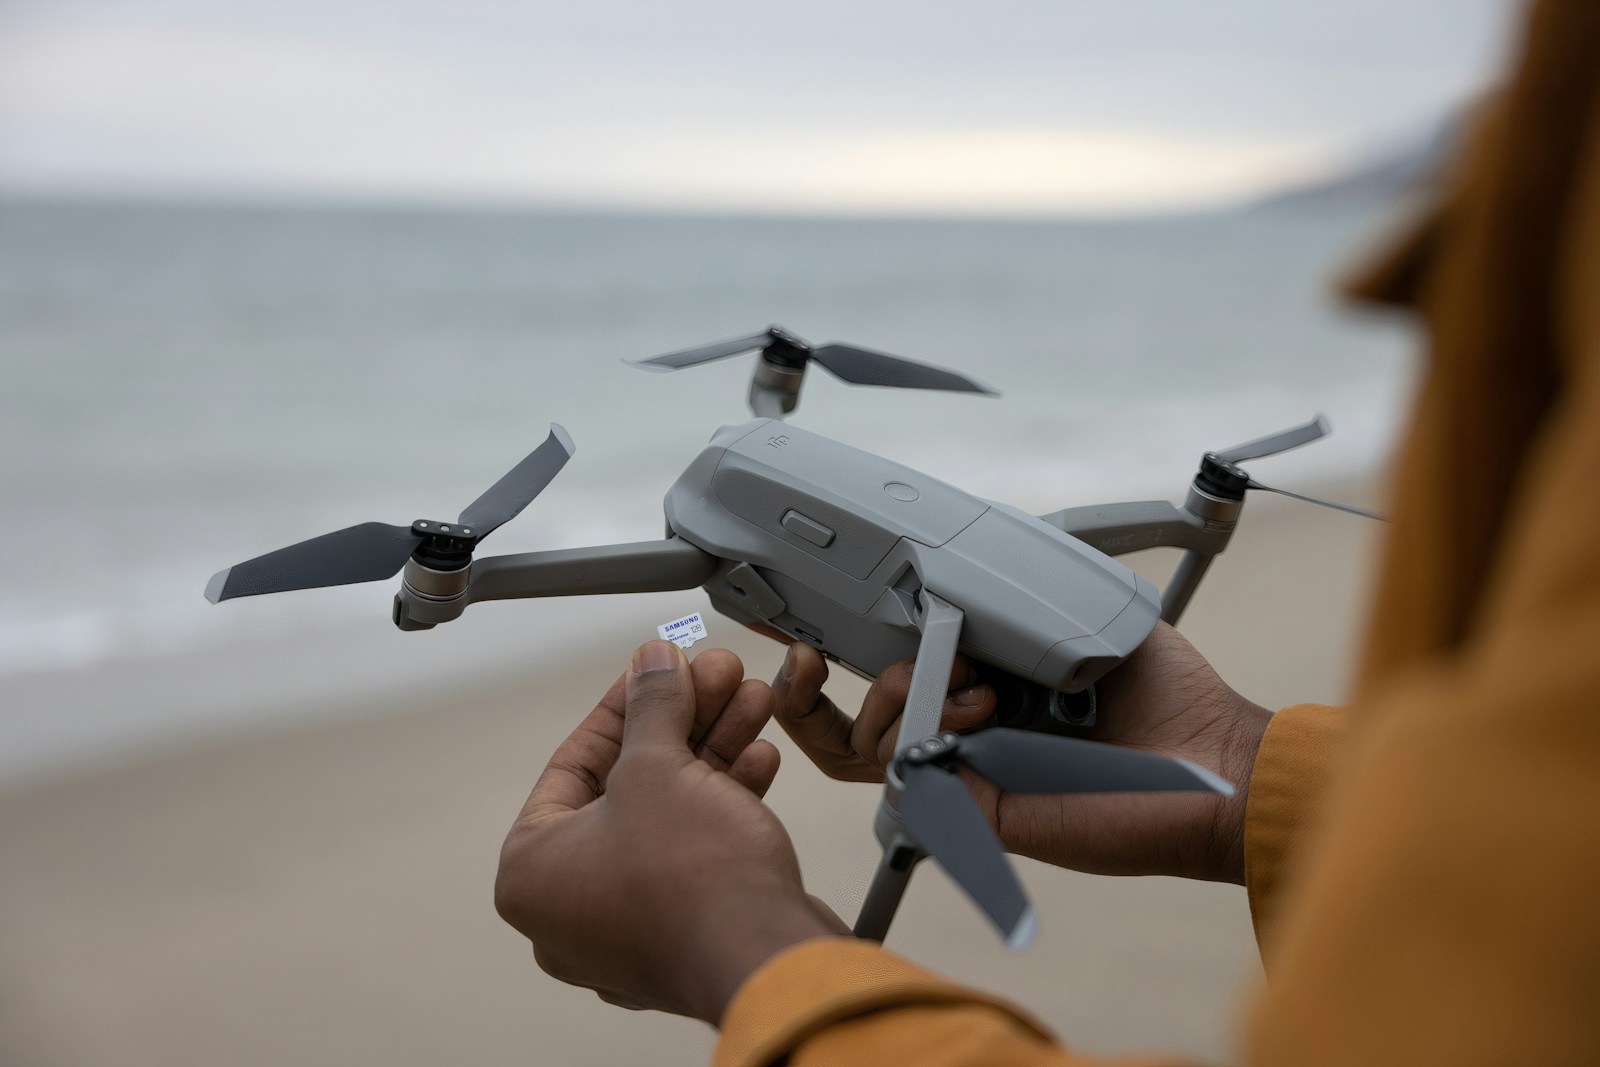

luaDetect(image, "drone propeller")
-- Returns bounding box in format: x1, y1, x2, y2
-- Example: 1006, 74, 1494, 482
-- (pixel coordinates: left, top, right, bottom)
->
631, 325, 996, 396
1213, 414, 1331, 464
892, 730, 1232, 946
1243, 480, 1385, 520
205, 425, 575, 603
1202, 415, 1385, 521
631, 331, 775, 371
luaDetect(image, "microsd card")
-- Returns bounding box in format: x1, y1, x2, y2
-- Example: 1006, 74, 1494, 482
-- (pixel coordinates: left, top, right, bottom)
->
657, 611, 707, 649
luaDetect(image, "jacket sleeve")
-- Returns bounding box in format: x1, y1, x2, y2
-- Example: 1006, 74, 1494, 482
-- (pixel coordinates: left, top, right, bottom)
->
715, 938, 1185, 1067
1241, 704, 1346, 952
1246, 114, 1600, 1066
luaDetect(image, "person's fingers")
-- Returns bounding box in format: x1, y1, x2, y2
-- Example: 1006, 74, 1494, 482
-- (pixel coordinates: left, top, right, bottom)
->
771, 642, 881, 783
521, 671, 629, 820
687, 648, 746, 747
695, 678, 774, 771
622, 640, 697, 749
851, 657, 993, 767
726, 739, 781, 797
596, 989, 648, 1012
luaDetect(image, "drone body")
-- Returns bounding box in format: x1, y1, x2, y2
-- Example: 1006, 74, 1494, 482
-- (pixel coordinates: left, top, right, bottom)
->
209, 326, 1371, 948
666, 419, 1160, 697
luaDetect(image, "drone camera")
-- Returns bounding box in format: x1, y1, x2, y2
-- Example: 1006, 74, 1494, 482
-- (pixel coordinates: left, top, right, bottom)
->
988, 671, 1099, 732
1047, 687, 1097, 728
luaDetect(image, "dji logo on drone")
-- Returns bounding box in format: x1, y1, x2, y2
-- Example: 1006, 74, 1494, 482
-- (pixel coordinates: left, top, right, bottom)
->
767, 435, 790, 449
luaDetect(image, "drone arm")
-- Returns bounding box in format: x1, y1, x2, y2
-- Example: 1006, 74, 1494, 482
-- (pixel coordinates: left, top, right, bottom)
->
1039, 499, 1214, 555
463, 539, 717, 603
395, 539, 718, 629
1041, 488, 1243, 626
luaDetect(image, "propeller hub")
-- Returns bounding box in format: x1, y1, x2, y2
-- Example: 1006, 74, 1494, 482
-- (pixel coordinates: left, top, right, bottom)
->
1196, 453, 1249, 500
410, 518, 481, 571
411, 518, 480, 540
761, 325, 812, 368
902, 732, 963, 767
203, 423, 573, 606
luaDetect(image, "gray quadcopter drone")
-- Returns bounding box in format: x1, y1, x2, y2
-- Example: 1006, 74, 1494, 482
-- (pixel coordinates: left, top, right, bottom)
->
206, 325, 1376, 947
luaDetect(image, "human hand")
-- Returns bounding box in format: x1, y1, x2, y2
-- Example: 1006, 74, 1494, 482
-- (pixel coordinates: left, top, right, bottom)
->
770, 623, 1270, 884
495, 641, 846, 1025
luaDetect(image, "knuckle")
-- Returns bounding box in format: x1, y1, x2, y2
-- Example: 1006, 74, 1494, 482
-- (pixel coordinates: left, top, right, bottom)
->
784, 693, 824, 723
698, 739, 737, 767
627, 674, 678, 706
872, 662, 914, 702
551, 757, 606, 800
851, 726, 883, 767
531, 944, 569, 982
494, 867, 530, 926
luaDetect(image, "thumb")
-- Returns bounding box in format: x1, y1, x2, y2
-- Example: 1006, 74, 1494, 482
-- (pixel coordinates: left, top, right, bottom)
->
622, 640, 696, 749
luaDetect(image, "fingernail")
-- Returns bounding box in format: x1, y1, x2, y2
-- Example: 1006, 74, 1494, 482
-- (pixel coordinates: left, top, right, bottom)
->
778, 644, 796, 685
951, 684, 990, 708
633, 640, 679, 675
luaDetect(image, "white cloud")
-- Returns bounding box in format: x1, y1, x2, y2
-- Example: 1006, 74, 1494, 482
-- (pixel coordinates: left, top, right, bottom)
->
723, 129, 1333, 214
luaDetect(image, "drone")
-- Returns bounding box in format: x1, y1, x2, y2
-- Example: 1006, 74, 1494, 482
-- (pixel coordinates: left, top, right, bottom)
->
206, 325, 1378, 947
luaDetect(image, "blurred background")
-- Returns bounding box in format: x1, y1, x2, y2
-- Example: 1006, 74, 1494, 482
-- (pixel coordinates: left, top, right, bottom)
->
0, 2, 1516, 1064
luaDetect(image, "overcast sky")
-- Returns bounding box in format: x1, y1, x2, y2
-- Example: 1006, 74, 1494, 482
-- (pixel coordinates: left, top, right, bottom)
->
0, 0, 1519, 215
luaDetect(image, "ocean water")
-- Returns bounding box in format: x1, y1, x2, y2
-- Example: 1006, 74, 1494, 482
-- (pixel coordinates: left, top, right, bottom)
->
0, 195, 1417, 775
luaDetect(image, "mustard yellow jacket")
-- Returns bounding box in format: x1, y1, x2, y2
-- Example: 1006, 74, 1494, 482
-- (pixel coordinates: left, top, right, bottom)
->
715, 2, 1600, 1063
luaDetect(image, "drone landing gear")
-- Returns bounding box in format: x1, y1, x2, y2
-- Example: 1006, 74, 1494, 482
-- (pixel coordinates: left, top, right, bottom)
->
854, 835, 924, 943
852, 592, 1233, 947
855, 592, 965, 941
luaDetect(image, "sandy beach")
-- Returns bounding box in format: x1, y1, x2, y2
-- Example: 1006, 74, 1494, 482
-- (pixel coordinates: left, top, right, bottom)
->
0, 488, 1383, 1066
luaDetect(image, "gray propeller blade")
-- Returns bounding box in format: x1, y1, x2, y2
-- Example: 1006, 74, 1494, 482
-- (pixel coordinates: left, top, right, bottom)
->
899, 762, 1036, 947
205, 522, 422, 603
629, 331, 774, 372
208, 426, 575, 605
809, 344, 997, 395
1214, 415, 1330, 464
457, 424, 575, 536
1247, 479, 1387, 521
957, 729, 1234, 796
